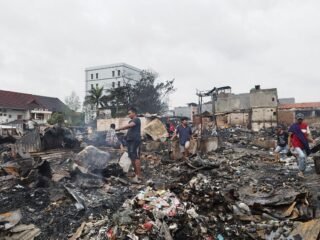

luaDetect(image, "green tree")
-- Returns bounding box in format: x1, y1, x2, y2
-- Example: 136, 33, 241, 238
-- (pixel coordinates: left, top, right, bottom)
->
69, 112, 85, 126
131, 70, 175, 114
105, 86, 131, 117
103, 70, 175, 116
84, 86, 107, 118
47, 112, 65, 125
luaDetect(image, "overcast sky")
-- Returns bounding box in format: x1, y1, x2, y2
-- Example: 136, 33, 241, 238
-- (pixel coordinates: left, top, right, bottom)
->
1, 0, 320, 109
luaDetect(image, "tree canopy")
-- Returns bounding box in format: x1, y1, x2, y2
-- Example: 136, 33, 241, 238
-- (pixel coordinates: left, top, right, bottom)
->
83, 71, 175, 118
104, 70, 175, 117
64, 91, 81, 112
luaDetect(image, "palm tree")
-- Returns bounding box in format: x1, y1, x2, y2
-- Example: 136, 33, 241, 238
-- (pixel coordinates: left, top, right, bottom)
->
84, 86, 106, 119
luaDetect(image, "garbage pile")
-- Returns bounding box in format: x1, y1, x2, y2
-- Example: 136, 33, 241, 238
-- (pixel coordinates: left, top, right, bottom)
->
0, 145, 137, 240
41, 126, 80, 150
84, 146, 320, 240
102, 187, 188, 239
1, 127, 320, 239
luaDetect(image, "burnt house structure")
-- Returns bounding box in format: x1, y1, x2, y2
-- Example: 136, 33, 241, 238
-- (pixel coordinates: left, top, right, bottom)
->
278, 102, 320, 127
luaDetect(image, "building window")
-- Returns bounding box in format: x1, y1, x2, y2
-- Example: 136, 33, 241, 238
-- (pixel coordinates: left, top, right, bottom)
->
0, 114, 2, 116
96, 83, 98, 88
112, 71, 115, 77
272, 97, 275, 101
118, 70, 121, 76
8, 115, 11, 118
4, 114, 7, 116
17, 115, 22, 120
91, 84, 94, 89
96, 73, 98, 79
91, 74, 93, 80
112, 82, 115, 88
118, 81, 120, 87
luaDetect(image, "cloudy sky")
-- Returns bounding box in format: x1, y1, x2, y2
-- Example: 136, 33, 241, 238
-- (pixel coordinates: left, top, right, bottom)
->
1, 0, 320, 109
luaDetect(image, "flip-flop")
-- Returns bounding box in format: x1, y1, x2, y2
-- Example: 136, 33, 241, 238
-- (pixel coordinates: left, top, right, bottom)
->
131, 178, 142, 184
127, 172, 135, 177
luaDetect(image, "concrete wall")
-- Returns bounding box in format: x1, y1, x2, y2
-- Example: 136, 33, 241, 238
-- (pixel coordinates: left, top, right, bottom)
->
215, 93, 250, 113
228, 112, 249, 127
250, 89, 278, 108
193, 116, 214, 130
202, 88, 279, 131
278, 108, 320, 126
97, 117, 148, 134
174, 106, 198, 120
278, 110, 294, 127
202, 102, 213, 113
279, 98, 295, 104
251, 107, 277, 131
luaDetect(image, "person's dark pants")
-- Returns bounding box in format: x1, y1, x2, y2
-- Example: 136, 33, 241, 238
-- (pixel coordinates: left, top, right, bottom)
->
127, 140, 142, 178
127, 140, 141, 161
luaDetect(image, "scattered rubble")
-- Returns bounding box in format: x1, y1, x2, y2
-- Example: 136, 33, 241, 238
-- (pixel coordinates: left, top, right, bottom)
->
41, 126, 80, 150
0, 126, 320, 239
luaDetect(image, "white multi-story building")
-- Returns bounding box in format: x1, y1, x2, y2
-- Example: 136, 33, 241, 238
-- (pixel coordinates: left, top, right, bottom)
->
84, 63, 142, 122
85, 63, 142, 96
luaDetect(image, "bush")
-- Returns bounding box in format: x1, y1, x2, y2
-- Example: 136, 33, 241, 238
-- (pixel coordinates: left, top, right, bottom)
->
47, 112, 65, 125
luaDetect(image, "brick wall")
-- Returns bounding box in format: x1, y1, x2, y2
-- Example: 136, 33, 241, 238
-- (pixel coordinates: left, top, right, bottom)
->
278, 110, 294, 127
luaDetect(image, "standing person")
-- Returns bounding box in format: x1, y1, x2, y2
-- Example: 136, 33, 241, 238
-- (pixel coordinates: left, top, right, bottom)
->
274, 125, 289, 162
166, 118, 176, 137
22, 119, 27, 135
288, 113, 315, 178
105, 124, 121, 148
27, 117, 36, 132
116, 107, 142, 183
171, 117, 193, 159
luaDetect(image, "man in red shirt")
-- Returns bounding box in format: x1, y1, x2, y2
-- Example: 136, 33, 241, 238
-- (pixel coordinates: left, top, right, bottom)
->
288, 113, 315, 178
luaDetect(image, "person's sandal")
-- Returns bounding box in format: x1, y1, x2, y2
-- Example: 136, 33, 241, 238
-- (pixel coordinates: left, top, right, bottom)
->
131, 176, 141, 184
127, 172, 135, 177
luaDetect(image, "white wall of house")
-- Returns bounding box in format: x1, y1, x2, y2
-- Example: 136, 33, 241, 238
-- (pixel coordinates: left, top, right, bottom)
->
31, 110, 52, 124
0, 109, 26, 124
0, 108, 55, 125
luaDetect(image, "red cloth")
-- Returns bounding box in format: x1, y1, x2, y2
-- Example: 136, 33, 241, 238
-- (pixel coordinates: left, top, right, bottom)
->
169, 123, 175, 132
291, 123, 308, 148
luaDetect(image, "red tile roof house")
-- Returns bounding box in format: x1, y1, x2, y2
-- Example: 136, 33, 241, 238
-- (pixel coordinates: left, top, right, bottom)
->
278, 102, 320, 126
0, 89, 68, 125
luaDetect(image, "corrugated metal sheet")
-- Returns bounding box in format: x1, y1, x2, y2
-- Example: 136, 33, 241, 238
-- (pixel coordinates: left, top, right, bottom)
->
13, 129, 41, 153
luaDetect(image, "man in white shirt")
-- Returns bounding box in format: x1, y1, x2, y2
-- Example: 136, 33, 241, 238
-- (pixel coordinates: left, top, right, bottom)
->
106, 124, 120, 148
27, 117, 36, 131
